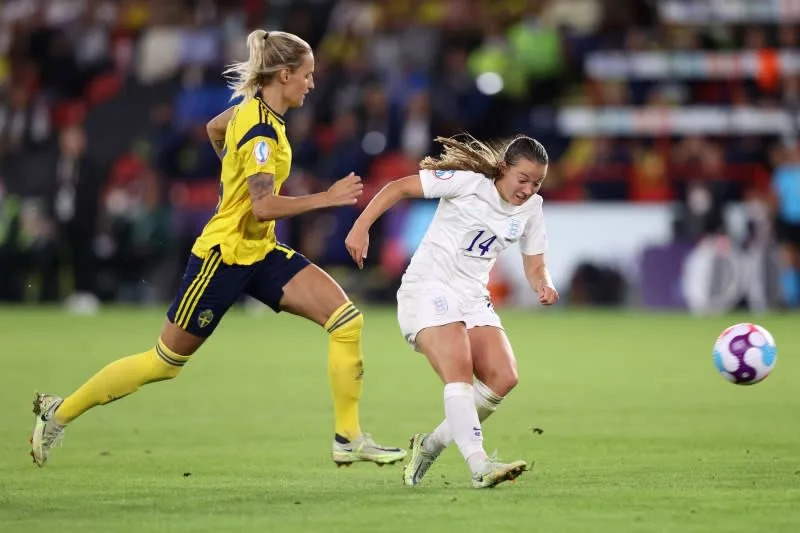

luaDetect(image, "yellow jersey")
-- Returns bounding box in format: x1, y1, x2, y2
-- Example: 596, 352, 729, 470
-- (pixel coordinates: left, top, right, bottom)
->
192, 96, 292, 265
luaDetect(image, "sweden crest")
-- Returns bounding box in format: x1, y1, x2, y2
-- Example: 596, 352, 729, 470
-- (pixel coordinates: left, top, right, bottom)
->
198, 309, 214, 328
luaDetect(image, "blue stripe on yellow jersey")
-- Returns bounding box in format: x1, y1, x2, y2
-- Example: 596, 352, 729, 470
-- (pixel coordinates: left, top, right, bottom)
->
192, 96, 292, 265
237, 122, 277, 150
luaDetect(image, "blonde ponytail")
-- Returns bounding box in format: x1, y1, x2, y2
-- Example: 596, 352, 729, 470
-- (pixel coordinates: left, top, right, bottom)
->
224, 29, 312, 102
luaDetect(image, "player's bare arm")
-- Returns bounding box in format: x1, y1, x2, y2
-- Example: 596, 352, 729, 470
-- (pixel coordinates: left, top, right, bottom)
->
345, 174, 423, 269
247, 172, 275, 202
522, 253, 559, 305
207, 106, 235, 160
247, 172, 363, 222
211, 139, 225, 159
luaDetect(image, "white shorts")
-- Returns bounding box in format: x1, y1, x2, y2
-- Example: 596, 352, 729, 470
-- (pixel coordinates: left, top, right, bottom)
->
397, 284, 503, 349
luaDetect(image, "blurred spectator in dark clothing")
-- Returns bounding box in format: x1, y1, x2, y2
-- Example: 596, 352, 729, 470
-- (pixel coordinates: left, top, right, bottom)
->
0, 84, 51, 163
360, 82, 399, 154
431, 47, 491, 136
582, 137, 631, 200
141, 103, 181, 177
72, 2, 116, 81
37, 29, 85, 100
40, 124, 104, 308
673, 179, 726, 242
0, 176, 25, 301
0, 175, 60, 302
165, 123, 220, 181
400, 90, 432, 160
287, 109, 320, 172
321, 109, 370, 183
332, 52, 378, 114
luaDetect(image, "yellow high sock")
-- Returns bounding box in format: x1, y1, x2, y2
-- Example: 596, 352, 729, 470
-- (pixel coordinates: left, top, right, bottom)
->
325, 301, 364, 441
54, 339, 190, 425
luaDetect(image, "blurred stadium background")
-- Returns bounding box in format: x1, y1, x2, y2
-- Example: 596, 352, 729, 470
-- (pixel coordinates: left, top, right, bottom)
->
2, 0, 799, 315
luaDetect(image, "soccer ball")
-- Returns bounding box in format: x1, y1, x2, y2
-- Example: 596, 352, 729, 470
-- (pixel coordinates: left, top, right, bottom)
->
713, 323, 777, 385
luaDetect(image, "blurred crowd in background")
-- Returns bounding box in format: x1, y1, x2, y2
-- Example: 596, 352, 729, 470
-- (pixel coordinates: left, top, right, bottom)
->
1, 0, 799, 311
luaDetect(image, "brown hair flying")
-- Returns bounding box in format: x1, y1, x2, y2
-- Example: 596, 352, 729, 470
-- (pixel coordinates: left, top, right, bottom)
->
420, 134, 548, 180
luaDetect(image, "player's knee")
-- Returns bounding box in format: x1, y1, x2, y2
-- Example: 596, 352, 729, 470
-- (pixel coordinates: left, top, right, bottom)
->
327, 303, 363, 342
497, 368, 519, 396
481, 367, 518, 397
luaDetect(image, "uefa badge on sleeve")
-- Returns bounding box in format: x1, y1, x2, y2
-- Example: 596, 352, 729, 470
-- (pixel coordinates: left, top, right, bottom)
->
433, 170, 455, 180
254, 140, 270, 164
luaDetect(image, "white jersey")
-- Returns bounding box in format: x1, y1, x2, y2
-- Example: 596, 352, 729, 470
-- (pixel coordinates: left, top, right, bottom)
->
400, 169, 547, 299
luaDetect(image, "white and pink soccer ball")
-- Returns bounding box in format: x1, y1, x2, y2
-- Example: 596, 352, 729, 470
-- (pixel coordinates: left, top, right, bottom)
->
713, 323, 777, 385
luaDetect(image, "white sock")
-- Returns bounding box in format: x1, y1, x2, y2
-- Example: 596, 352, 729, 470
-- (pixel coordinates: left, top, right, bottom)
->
425, 380, 503, 455
442, 382, 486, 470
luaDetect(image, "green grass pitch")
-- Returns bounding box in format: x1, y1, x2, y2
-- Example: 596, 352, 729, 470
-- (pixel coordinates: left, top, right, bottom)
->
0, 306, 798, 532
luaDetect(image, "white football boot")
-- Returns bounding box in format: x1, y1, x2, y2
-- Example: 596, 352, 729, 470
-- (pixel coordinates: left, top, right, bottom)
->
30, 392, 66, 467
402, 433, 441, 486
471, 456, 529, 489
332, 433, 407, 466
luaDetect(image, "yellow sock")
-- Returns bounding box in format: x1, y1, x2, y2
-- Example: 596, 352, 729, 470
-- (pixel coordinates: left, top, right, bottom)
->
54, 339, 190, 425
325, 301, 364, 441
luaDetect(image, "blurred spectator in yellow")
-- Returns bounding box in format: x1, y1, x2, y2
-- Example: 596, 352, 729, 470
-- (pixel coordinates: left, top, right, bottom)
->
629, 143, 671, 202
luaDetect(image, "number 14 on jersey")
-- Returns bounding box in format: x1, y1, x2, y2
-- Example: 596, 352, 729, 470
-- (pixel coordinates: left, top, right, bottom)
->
463, 230, 497, 257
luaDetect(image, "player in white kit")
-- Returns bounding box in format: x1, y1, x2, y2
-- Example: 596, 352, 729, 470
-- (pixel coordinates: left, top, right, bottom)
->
345, 134, 558, 488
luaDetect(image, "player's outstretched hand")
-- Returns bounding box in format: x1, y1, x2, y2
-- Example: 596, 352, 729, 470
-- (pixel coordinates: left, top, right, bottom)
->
326, 172, 363, 207
538, 281, 559, 305
345, 225, 369, 269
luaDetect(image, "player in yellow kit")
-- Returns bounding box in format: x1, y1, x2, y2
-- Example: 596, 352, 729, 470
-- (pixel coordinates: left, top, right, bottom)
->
30, 29, 405, 468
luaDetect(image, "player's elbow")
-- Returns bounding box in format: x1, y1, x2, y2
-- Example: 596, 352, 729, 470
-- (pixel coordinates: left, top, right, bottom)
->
251, 200, 276, 222
252, 208, 274, 222
206, 120, 220, 139
397, 184, 414, 199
